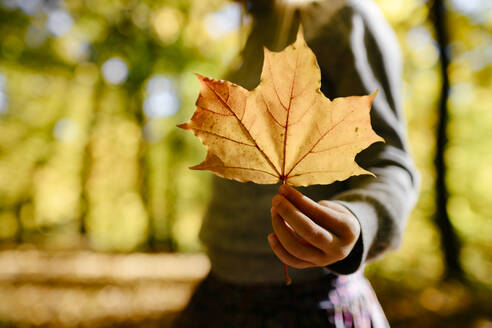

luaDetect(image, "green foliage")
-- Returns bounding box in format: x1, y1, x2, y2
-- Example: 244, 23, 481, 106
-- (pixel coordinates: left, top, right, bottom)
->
0, 0, 242, 251
367, 0, 492, 289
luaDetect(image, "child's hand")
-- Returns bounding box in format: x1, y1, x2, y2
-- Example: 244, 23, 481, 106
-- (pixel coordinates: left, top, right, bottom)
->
268, 184, 361, 268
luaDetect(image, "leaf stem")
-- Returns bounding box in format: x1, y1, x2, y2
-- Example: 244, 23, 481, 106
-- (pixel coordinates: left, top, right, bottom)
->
281, 179, 292, 286
284, 261, 292, 286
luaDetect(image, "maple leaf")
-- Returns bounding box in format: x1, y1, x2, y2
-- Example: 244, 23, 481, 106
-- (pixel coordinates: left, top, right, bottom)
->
179, 28, 384, 187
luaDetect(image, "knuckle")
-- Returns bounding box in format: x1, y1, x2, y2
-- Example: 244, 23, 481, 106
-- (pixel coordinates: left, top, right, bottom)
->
307, 228, 329, 248
344, 217, 360, 239
304, 227, 322, 244
332, 202, 349, 213
327, 247, 343, 262
340, 224, 355, 239
335, 246, 350, 261
331, 253, 344, 263
341, 247, 351, 258
292, 208, 303, 217
346, 228, 358, 241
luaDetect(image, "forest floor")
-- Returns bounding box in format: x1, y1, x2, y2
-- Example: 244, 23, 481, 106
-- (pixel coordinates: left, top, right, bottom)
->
0, 247, 490, 328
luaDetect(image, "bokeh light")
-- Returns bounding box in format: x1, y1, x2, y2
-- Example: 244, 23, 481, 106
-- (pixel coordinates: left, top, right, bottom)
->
53, 118, 78, 142
450, 0, 492, 17
16, 0, 42, 15
205, 3, 242, 39
143, 75, 180, 118
0, 73, 7, 114
0, 92, 6, 113
46, 9, 73, 37
151, 6, 184, 44
101, 57, 128, 85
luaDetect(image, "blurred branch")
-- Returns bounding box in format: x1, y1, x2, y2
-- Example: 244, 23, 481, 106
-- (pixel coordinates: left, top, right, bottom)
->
14, 201, 24, 243
80, 78, 103, 236
429, 0, 465, 282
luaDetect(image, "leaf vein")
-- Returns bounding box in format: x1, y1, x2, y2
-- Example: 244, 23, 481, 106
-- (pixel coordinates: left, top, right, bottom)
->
199, 106, 233, 116
194, 128, 256, 147
288, 169, 345, 179
287, 97, 316, 127
311, 141, 359, 154
286, 109, 355, 177
204, 81, 281, 177
265, 53, 288, 111
209, 165, 279, 178
261, 92, 286, 128
282, 51, 300, 178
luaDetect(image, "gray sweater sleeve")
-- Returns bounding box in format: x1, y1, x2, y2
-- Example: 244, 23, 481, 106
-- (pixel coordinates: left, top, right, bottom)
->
198, 1, 420, 282
310, 1, 420, 274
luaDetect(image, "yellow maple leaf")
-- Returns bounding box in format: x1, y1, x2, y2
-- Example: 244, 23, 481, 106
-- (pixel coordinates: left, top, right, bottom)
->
179, 28, 384, 187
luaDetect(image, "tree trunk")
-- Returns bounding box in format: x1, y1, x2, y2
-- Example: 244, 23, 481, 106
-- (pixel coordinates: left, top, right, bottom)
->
429, 0, 465, 281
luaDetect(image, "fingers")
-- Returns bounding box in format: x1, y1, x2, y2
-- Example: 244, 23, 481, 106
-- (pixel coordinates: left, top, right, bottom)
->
278, 184, 328, 223
318, 200, 360, 240
272, 194, 333, 250
271, 208, 326, 264
267, 233, 314, 269
317, 199, 348, 214
270, 186, 361, 267
279, 184, 356, 238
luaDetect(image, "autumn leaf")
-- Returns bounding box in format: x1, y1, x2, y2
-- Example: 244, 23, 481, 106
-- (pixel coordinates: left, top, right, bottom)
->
179, 28, 384, 187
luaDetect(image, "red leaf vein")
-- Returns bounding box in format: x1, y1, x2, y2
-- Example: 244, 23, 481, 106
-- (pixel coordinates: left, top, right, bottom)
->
204, 81, 281, 177
194, 128, 256, 147
285, 109, 355, 178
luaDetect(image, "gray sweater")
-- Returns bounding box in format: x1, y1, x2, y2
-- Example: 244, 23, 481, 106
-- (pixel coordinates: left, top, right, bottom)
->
199, 0, 420, 284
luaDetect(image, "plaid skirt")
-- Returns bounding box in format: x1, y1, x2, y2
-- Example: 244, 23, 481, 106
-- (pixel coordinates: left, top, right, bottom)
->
172, 271, 389, 328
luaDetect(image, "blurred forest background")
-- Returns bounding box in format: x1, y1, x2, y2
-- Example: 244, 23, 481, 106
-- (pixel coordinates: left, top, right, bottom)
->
0, 0, 491, 327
